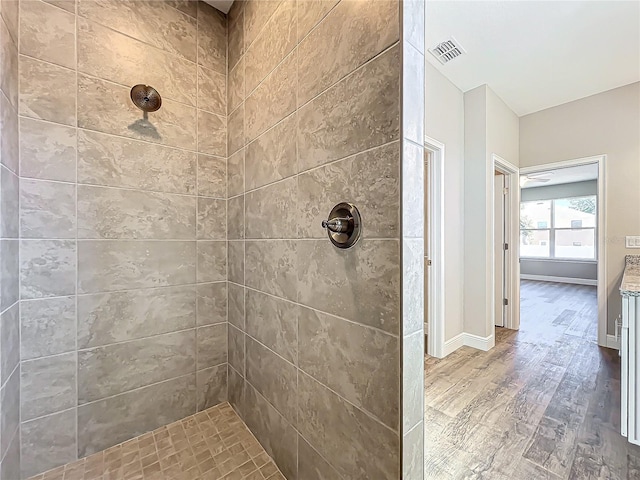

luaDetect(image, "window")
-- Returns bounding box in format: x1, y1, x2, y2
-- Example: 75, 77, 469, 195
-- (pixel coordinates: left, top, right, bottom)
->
520, 195, 596, 260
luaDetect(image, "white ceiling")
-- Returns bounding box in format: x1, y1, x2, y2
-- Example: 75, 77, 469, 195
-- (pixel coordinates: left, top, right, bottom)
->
204, 0, 233, 14
426, 1, 640, 116
521, 163, 598, 188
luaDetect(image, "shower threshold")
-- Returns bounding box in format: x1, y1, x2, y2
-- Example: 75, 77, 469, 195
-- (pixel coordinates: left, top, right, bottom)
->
27, 403, 285, 480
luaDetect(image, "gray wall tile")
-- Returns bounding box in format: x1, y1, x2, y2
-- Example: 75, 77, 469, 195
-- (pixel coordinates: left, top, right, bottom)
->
19, 55, 76, 126
1, 164, 18, 237
228, 57, 244, 114
197, 2, 226, 74
197, 154, 226, 198
21, 352, 76, 421
228, 240, 245, 285
77, 74, 196, 151
297, 0, 399, 106
403, 421, 424, 480
245, 177, 297, 239
298, 435, 342, 480
21, 296, 75, 360
402, 330, 424, 433
245, 240, 297, 301
404, 0, 425, 53
196, 363, 227, 411
296, 0, 339, 41
245, 289, 297, 364
245, 51, 296, 142
299, 306, 399, 429
78, 286, 197, 349
243, 0, 280, 50
227, 148, 245, 197
227, 9, 244, 71
245, 114, 296, 191
402, 42, 425, 146
227, 195, 244, 240
228, 323, 245, 375
228, 282, 245, 330
198, 66, 226, 115
77, 240, 196, 293
78, 17, 196, 106
20, 178, 76, 239
297, 142, 400, 239
0, 301, 18, 383
0, 239, 18, 309
196, 240, 226, 283
228, 363, 244, 410
196, 323, 227, 370
402, 140, 425, 239
403, 238, 424, 337
297, 371, 399, 479
297, 44, 400, 171
20, 239, 76, 299
297, 239, 400, 334
196, 282, 227, 327
43, 0, 75, 14
77, 374, 196, 457
197, 197, 226, 240
0, 365, 19, 463
0, 93, 19, 174
77, 185, 196, 239
197, 110, 226, 157
0, 425, 20, 480
0, 17, 18, 107
1, 0, 19, 45
227, 102, 245, 156
20, 117, 76, 182
245, 336, 297, 426
78, 130, 196, 195
78, 0, 197, 62
20, 408, 77, 479
241, 382, 298, 480
20, 0, 75, 69
244, 0, 296, 94
78, 330, 196, 403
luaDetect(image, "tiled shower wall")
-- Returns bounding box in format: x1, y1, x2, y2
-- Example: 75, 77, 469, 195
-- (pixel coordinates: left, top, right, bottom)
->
225, 0, 402, 478
1, 0, 21, 477
14, 1, 228, 477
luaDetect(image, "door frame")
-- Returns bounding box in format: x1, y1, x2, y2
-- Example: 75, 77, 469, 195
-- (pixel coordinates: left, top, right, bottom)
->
519, 155, 607, 347
492, 154, 520, 330
424, 136, 446, 358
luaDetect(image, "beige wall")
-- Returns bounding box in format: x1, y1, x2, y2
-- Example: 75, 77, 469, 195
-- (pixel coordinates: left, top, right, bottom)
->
226, 0, 403, 478
425, 61, 465, 342
14, 1, 228, 477
520, 81, 640, 334
464, 85, 519, 339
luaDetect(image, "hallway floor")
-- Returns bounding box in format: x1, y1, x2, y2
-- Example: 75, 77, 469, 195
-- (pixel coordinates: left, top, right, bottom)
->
424, 280, 640, 479
27, 403, 284, 480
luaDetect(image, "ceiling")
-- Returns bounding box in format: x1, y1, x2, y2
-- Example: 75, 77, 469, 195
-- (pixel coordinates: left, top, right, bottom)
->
426, 1, 640, 116
204, 0, 233, 13
521, 164, 598, 189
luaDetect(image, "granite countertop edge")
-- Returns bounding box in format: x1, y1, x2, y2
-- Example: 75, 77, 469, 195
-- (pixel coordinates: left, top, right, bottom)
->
621, 255, 640, 296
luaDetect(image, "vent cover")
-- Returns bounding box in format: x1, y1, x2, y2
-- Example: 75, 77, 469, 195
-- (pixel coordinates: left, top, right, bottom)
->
429, 37, 465, 65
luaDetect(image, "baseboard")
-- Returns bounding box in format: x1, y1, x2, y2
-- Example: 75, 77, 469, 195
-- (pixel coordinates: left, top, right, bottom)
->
606, 334, 620, 351
520, 274, 597, 286
442, 332, 495, 356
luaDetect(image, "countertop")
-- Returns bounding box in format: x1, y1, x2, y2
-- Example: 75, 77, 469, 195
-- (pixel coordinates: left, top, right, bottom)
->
621, 255, 640, 296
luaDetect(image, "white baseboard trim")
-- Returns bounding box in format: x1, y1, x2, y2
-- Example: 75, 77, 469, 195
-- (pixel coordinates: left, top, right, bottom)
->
606, 334, 620, 351
443, 332, 495, 356
520, 274, 597, 286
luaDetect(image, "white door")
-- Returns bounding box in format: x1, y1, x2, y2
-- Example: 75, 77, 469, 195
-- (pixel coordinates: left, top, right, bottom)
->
494, 172, 506, 327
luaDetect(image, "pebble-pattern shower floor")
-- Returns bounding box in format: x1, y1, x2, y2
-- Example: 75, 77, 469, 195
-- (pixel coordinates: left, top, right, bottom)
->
27, 403, 285, 480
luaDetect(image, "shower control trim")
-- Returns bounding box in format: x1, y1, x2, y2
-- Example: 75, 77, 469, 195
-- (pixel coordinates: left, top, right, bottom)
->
321, 203, 361, 249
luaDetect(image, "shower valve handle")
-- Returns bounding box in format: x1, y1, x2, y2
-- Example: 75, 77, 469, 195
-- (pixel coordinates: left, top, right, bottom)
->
322, 217, 350, 233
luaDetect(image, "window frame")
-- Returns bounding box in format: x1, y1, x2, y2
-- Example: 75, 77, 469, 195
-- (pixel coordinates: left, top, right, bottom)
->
520, 195, 597, 262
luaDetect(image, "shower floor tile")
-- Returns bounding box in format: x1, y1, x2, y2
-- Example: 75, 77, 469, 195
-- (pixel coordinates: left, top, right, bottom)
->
27, 403, 285, 480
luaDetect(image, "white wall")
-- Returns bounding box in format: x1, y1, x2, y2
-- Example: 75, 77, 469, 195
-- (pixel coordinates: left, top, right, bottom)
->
520, 82, 640, 334
463, 85, 520, 339
425, 62, 465, 342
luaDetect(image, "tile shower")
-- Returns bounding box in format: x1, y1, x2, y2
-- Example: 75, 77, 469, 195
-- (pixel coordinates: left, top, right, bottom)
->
0, 0, 426, 479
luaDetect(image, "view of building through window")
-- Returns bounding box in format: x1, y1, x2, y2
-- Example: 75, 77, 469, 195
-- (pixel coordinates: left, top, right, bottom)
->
520, 196, 597, 259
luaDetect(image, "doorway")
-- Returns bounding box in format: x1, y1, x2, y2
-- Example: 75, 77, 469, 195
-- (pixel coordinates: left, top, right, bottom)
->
518, 155, 608, 347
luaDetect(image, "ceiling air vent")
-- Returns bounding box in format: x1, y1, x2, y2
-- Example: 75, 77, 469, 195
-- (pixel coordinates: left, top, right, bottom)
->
428, 37, 465, 65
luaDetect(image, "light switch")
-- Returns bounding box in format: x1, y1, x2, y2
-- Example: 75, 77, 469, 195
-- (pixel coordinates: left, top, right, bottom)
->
626, 236, 640, 248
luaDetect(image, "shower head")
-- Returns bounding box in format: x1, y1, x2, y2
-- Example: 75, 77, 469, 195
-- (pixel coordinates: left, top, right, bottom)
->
130, 84, 162, 112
